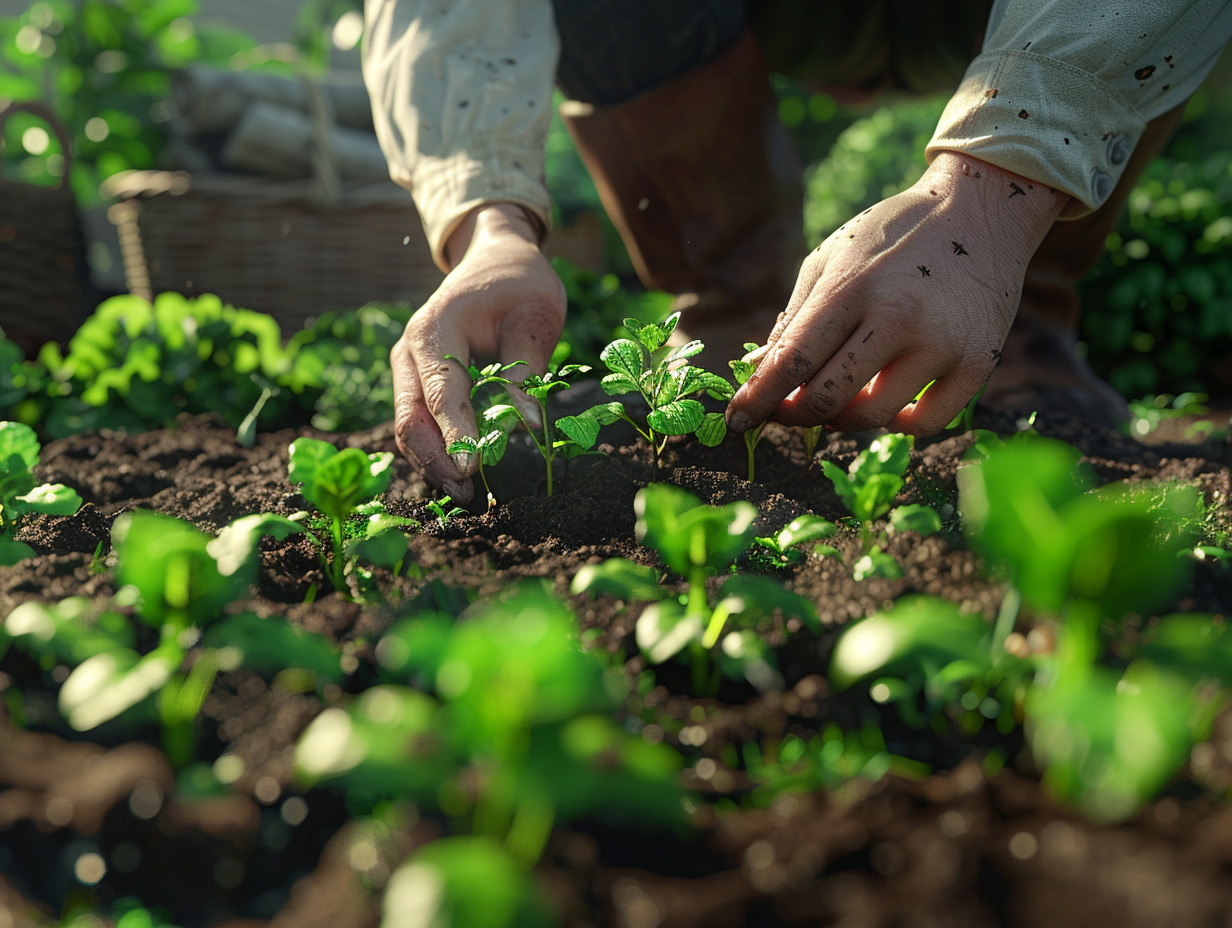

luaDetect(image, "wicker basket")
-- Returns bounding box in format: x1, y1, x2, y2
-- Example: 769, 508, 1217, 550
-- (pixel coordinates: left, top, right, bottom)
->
0, 102, 94, 354
102, 168, 444, 334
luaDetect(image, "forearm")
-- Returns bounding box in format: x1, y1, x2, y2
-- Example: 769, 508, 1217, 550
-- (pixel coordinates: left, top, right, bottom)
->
927, 0, 1232, 218
362, 0, 559, 268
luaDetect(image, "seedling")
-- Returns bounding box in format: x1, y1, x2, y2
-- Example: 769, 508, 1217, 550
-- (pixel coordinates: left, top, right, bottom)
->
0, 421, 82, 564
729, 343, 767, 482
822, 432, 938, 578
288, 436, 395, 594
449, 359, 595, 497
800, 425, 824, 469
426, 495, 465, 525
831, 433, 1217, 822
752, 514, 838, 568
297, 584, 684, 873
4, 511, 341, 767
573, 484, 819, 694
585, 313, 732, 475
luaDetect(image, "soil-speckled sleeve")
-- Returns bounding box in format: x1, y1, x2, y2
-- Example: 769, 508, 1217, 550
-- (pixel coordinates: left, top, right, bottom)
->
926, 0, 1232, 218
362, 0, 559, 269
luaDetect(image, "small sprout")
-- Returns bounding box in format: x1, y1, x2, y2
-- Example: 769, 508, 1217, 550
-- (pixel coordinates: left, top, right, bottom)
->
729, 343, 766, 482
427, 495, 466, 525
754, 514, 838, 567
0, 421, 82, 565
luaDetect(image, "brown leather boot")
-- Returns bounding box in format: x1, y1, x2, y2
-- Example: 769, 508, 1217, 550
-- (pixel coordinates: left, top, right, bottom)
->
560, 30, 804, 373
980, 102, 1190, 429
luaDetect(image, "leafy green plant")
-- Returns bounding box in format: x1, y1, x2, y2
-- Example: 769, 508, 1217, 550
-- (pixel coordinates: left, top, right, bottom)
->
830, 433, 1217, 822
0, 420, 81, 564
821, 432, 936, 579
287, 436, 395, 595
296, 584, 685, 881
584, 313, 733, 475
2, 510, 340, 767
573, 484, 819, 695
0, 0, 263, 206
426, 494, 465, 526
752, 514, 838, 568
448, 360, 595, 498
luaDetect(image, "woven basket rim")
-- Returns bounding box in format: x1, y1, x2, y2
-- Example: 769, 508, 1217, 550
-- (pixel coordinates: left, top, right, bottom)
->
100, 168, 412, 209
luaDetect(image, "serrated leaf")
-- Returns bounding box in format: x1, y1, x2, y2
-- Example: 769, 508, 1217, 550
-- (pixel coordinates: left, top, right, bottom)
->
556, 415, 600, 450
635, 323, 669, 353
665, 340, 704, 362
696, 412, 727, 447
600, 339, 645, 383
646, 398, 705, 436
601, 372, 639, 395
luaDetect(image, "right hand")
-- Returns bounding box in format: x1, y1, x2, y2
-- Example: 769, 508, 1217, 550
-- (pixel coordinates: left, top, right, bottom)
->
391, 203, 565, 503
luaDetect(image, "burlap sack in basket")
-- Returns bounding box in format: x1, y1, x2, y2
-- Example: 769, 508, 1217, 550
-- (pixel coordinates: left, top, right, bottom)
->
101, 76, 443, 335
0, 102, 95, 354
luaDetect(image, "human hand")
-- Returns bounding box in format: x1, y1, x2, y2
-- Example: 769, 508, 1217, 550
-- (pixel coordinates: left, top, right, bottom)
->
725, 152, 1067, 436
391, 203, 565, 502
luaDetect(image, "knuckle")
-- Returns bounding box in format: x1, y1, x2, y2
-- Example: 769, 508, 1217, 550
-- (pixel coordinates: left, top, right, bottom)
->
770, 344, 817, 383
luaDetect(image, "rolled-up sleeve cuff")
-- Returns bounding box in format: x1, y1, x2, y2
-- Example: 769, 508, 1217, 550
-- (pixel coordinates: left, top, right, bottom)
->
393, 134, 553, 271
926, 50, 1146, 220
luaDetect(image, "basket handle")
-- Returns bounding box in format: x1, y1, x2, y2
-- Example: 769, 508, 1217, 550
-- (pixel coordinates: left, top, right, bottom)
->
0, 101, 74, 190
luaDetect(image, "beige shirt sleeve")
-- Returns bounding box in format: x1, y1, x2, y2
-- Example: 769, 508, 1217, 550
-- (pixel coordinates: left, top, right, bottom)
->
927, 0, 1232, 218
362, 0, 559, 270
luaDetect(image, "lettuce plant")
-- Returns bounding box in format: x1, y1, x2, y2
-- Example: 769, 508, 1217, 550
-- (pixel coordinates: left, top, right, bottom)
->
287, 437, 395, 595
0, 421, 82, 565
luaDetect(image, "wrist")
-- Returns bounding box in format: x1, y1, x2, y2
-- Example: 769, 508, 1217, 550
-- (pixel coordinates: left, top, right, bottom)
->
444, 202, 544, 270
924, 151, 1068, 248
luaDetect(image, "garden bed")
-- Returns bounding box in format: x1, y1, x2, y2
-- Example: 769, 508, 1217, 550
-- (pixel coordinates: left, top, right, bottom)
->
1, 402, 1231, 928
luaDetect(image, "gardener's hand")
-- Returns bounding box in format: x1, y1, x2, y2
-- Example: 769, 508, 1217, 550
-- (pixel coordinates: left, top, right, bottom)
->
726, 151, 1067, 436
391, 202, 565, 502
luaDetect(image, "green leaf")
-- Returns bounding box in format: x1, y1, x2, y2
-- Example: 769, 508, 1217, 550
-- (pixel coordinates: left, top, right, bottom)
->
385, 836, 557, 928
645, 398, 705, 436
0, 422, 40, 472
889, 504, 942, 537
775, 514, 837, 550
59, 644, 181, 731
635, 483, 758, 574
851, 473, 903, 523
571, 558, 662, 601
207, 513, 305, 580
4, 597, 135, 665
717, 627, 783, 692
1134, 613, 1232, 688
599, 339, 645, 384
555, 415, 600, 450
114, 511, 242, 627
695, 412, 727, 447
852, 546, 903, 581
203, 612, 342, 683
301, 447, 394, 522
821, 459, 855, 512
829, 595, 992, 690
635, 600, 703, 664
719, 573, 820, 631
665, 340, 703, 362
0, 536, 35, 565
600, 372, 639, 395
348, 521, 412, 569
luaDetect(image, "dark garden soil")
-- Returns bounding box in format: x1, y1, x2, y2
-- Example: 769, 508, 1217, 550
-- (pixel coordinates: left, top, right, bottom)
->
2, 403, 1232, 928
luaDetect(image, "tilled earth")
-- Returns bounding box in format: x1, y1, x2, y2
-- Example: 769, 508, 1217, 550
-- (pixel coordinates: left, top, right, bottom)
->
1, 404, 1231, 928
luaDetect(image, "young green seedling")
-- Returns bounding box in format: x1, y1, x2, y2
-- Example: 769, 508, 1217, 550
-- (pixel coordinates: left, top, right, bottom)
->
588, 312, 732, 475
4, 510, 341, 768
0, 421, 82, 565
753, 514, 839, 568
822, 432, 938, 579
729, 343, 767, 482
426, 495, 465, 526
288, 436, 395, 595
573, 484, 819, 695
449, 359, 595, 497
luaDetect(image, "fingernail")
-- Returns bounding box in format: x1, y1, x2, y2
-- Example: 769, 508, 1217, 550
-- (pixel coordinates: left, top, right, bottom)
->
450, 451, 472, 473
728, 410, 751, 433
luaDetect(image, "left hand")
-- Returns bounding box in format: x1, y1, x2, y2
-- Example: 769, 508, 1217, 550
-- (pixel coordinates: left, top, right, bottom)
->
725, 151, 1067, 436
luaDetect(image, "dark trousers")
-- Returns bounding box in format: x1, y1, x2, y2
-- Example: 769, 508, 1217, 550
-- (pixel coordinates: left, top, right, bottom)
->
551, 0, 992, 106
